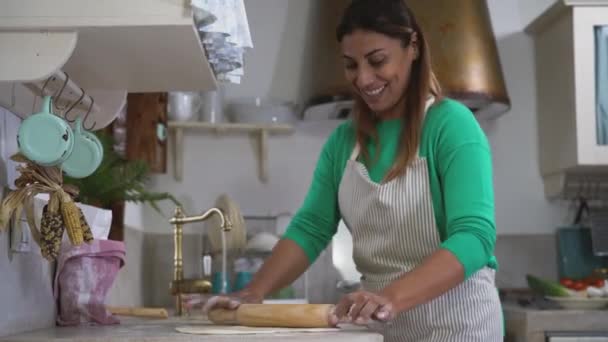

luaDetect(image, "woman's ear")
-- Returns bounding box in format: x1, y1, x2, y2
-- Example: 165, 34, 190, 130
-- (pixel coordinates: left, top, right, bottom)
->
410, 32, 419, 59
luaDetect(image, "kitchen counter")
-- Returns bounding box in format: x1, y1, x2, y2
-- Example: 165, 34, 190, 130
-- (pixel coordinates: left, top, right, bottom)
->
0, 316, 383, 342
503, 302, 608, 342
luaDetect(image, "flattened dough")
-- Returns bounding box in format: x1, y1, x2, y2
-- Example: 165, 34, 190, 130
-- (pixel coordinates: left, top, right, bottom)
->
176, 325, 340, 335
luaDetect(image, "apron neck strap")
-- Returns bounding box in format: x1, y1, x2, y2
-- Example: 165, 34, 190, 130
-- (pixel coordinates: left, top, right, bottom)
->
349, 143, 361, 161
348, 96, 435, 162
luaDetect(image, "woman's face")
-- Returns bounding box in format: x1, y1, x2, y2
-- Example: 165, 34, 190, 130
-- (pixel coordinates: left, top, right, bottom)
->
341, 29, 418, 118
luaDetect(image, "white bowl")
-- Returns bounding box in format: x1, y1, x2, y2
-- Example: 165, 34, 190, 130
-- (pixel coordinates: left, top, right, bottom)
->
227, 98, 297, 125
246, 232, 279, 253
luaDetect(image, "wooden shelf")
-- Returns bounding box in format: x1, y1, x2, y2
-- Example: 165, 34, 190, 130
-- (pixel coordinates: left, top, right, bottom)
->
167, 121, 295, 183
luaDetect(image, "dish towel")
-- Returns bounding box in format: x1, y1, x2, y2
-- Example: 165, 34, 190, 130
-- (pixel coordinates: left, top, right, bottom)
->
191, 0, 254, 84
53, 239, 126, 326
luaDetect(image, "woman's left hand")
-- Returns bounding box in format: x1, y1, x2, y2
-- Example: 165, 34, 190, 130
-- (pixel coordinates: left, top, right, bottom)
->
329, 290, 396, 326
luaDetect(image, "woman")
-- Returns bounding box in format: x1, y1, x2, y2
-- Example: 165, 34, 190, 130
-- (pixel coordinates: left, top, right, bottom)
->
200, 0, 503, 340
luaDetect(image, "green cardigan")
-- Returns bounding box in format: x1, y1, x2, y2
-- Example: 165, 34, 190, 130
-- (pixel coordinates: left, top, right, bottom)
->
283, 98, 498, 279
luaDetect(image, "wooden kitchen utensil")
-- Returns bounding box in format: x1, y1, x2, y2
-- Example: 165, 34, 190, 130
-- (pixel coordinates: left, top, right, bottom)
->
207, 304, 334, 328
107, 306, 169, 319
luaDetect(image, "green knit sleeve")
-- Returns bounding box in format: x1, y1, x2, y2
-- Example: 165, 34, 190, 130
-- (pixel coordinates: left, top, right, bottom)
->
435, 102, 497, 279
281, 125, 345, 264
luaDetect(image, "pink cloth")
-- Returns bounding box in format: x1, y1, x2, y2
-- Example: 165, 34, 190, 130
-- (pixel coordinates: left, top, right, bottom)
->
53, 239, 126, 326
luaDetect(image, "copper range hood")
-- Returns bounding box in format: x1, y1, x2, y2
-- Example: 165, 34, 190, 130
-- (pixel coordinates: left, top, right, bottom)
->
310, 0, 510, 120
407, 0, 510, 119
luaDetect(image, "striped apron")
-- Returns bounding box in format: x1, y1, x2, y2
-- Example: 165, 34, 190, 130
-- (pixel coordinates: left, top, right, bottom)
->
337, 120, 502, 341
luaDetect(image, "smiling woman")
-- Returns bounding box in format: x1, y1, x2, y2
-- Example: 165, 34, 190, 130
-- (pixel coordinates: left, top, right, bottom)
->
201, 1, 502, 341
336, 0, 442, 182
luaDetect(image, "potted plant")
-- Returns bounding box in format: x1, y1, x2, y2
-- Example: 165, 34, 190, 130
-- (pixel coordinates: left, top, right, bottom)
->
64, 132, 179, 240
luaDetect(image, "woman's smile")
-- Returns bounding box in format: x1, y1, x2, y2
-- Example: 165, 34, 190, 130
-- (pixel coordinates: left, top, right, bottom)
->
342, 29, 416, 119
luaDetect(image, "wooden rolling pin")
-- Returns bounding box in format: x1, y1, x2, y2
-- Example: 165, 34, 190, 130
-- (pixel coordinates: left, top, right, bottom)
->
107, 306, 169, 319
208, 304, 334, 328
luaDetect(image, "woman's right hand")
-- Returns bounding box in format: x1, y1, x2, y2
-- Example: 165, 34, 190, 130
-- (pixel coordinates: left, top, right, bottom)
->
201, 289, 263, 314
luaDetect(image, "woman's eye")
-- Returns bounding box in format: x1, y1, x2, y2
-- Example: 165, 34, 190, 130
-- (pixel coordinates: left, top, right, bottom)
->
345, 62, 357, 70
369, 58, 386, 67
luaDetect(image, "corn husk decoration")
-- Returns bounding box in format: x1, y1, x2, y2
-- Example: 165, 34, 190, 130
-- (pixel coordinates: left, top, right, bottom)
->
0, 154, 92, 261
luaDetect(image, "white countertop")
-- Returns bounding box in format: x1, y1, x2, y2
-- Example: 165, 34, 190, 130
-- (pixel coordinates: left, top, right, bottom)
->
0, 316, 383, 342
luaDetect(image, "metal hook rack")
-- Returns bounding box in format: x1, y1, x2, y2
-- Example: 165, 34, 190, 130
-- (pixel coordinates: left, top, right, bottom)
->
22, 70, 101, 129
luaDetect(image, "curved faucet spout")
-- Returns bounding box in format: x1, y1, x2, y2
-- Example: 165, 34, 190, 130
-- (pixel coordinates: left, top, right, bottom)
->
169, 207, 232, 231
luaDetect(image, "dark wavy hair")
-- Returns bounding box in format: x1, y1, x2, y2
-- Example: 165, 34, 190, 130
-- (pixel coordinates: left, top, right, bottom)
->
337, 0, 442, 181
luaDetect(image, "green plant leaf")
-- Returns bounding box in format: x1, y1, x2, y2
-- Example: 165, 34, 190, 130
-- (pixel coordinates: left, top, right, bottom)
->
64, 131, 181, 212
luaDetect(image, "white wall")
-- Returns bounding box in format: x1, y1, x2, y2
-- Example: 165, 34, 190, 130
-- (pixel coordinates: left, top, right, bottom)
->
483, 0, 571, 234
220, 0, 318, 106
135, 0, 344, 233
518, 0, 556, 29
129, 0, 570, 235
0, 108, 56, 337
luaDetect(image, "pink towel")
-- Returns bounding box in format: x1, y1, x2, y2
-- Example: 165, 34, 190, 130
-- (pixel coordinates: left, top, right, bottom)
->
53, 239, 126, 326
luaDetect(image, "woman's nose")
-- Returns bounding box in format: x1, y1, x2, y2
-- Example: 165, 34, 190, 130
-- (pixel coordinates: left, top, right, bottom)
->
356, 68, 375, 89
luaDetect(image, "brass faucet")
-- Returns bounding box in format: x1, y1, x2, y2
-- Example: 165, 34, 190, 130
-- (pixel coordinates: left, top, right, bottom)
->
170, 206, 233, 316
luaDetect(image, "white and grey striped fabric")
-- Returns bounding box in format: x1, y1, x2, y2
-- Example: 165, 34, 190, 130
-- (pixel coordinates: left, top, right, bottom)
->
337, 144, 502, 342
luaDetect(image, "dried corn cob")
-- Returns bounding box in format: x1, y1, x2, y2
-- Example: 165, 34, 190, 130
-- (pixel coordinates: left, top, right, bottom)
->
39, 204, 64, 261
60, 193, 83, 246
39, 205, 51, 258
78, 207, 94, 244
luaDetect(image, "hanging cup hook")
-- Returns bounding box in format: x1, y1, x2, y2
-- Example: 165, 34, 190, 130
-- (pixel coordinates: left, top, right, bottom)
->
82, 96, 97, 131
40, 75, 56, 97
53, 72, 71, 112
33, 75, 55, 113
64, 87, 86, 123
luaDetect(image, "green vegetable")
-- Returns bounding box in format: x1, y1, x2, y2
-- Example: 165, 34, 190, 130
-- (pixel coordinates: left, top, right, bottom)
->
526, 274, 572, 297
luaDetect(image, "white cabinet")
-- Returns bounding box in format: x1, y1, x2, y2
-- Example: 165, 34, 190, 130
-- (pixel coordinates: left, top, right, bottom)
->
0, 0, 217, 92
526, 0, 608, 199
0, 0, 218, 125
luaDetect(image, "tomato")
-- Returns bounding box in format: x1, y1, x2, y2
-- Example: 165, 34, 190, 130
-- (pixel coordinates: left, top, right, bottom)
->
572, 281, 587, 291
560, 278, 574, 288
592, 279, 605, 288
583, 276, 598, 285
580, 276, 605, 288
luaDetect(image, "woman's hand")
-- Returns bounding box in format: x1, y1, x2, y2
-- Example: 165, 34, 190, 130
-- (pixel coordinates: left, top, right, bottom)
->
202, 288, 264, 314
182, 288, 263, 315
329, 290, 396, 326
